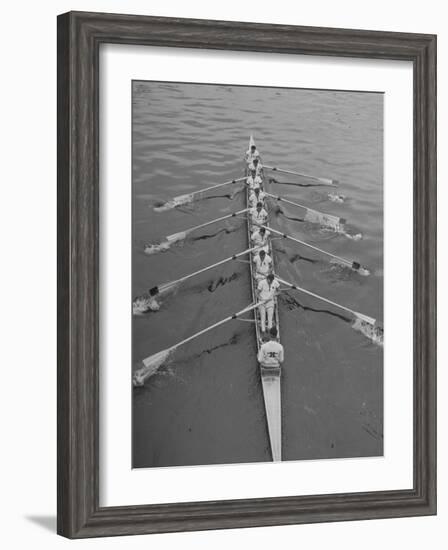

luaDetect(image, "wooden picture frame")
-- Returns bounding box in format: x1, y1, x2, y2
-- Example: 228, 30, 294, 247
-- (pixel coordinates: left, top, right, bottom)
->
57, 11, 437, 538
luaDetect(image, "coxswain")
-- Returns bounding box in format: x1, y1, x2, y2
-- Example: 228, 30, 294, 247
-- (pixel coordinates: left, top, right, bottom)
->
257, 273, 280, 334
246, 168, 263, 190
258, 326, 284, 367
250, 201, 268, 227
248, 186, 266, 208
251, 226, 270, 252
245, 143, 261, 165
253, 249, 272, 280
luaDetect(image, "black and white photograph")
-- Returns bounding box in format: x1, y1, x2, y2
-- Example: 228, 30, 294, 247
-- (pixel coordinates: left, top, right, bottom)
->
131, 81, 384, 469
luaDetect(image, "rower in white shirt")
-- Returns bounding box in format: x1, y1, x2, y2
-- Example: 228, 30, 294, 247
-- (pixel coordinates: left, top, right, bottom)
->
248, 157, 264, 177
253, 249, 272, 280
248, 186, 266, 208
251, 226, 270, 252
250, 202, 268, 227
258, 326, 284, 367
246, 168, 263, 190
257, 273, 281, 334
245, 143, 261, 165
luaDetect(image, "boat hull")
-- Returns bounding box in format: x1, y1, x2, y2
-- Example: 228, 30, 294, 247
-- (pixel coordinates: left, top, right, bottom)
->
246, 135, 282, 462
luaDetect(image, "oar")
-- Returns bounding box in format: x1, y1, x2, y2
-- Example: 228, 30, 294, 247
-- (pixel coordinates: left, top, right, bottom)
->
264, 165, 337, 186
145, 208, 249, 254
277, 277, 375, 325
277, 277, 382, 345
134, 301, 265, 385
148, 245, 261, 297
265, 192, 345, 231
263, 226, 369, 275
154, 177, 246, 212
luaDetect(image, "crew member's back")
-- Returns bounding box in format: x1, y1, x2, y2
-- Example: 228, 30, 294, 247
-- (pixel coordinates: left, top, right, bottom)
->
258, 327, 284, 368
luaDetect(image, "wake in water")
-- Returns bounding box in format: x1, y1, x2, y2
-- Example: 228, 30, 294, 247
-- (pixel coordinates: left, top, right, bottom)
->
273, 245, 318, 266
280, 292, 383, 346
272, 203, 362, 240
268, 177, 325, 188
133, 333, 242, 384
280, 292, 351, 323
191, 225, 241, 242
145, 223, 241, 255
133, 271, 243, 315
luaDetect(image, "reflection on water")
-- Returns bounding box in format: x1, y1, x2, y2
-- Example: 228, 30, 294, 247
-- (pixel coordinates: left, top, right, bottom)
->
132, 81, 383, 468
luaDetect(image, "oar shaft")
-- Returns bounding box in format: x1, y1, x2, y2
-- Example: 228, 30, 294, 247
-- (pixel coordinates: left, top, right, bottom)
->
167, 302, 262, 352
264, 165, 335, 186
265, 192, 308, 211
188, 177, 245, 197
264, 226, 353, 267
158, 246, 258, 291
278, 277, 367, 320
168, 209, 248, 239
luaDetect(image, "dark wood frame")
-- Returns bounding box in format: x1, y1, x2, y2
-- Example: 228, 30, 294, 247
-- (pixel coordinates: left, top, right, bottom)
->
57, 11, 437, 538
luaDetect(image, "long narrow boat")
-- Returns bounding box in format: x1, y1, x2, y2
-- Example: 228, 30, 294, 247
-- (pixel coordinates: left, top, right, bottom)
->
246, 135, 282, 462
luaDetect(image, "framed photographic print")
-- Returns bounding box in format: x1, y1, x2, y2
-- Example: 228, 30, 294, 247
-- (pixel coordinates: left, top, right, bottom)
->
57, 11, 437, 538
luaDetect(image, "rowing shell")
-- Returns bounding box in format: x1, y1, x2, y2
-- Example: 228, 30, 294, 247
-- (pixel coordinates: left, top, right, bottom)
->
246, 135, 282, 462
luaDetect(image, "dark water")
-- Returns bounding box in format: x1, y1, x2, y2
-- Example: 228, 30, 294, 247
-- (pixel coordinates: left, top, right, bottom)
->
132, 81, 383, 468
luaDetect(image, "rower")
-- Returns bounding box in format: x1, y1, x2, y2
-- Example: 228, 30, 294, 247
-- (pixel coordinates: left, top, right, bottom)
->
245, 143, 261, 165
257, 273, 280, 334
248, 157, 264, 177
251, 226, 270, 252
246, 168, 263, 190
250, 201, 268, 228
253, 249, 273, 280
258, 326, 284, 367
248, 186, 266, 208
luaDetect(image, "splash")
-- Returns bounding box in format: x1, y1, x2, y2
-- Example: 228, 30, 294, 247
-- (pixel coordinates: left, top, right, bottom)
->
328, 192, 346, 203
144, 231, 186, 255
133, 349, 173, 386
144, 241, 172, 255
352, 317, 383, 346
330, 259, 370, 276
133, 295, 160, 315
344, 232, 363, 241
153, 193, 194, 212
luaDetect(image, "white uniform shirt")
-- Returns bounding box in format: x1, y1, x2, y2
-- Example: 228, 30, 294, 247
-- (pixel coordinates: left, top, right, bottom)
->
254, 253, 272, 276
248, 160, 263, 175
258, 277, 280, 302
250, 206, 268, 226
251, 228, 270, 248
249, 190, 266, 207
258, 340, 284, 366
246, 174, 263, 190
245, 148, 260, 164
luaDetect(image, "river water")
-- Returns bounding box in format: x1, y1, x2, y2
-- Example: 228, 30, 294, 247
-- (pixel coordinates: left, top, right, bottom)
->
132, 81, 383, 468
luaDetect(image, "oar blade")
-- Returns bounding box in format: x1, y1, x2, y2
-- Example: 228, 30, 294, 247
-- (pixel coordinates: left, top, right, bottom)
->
144, 231, 187, 255
304, 208, 345, 232
352, 314, 383, 346
133, 349, 173, 386
154, 193, 194, 212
